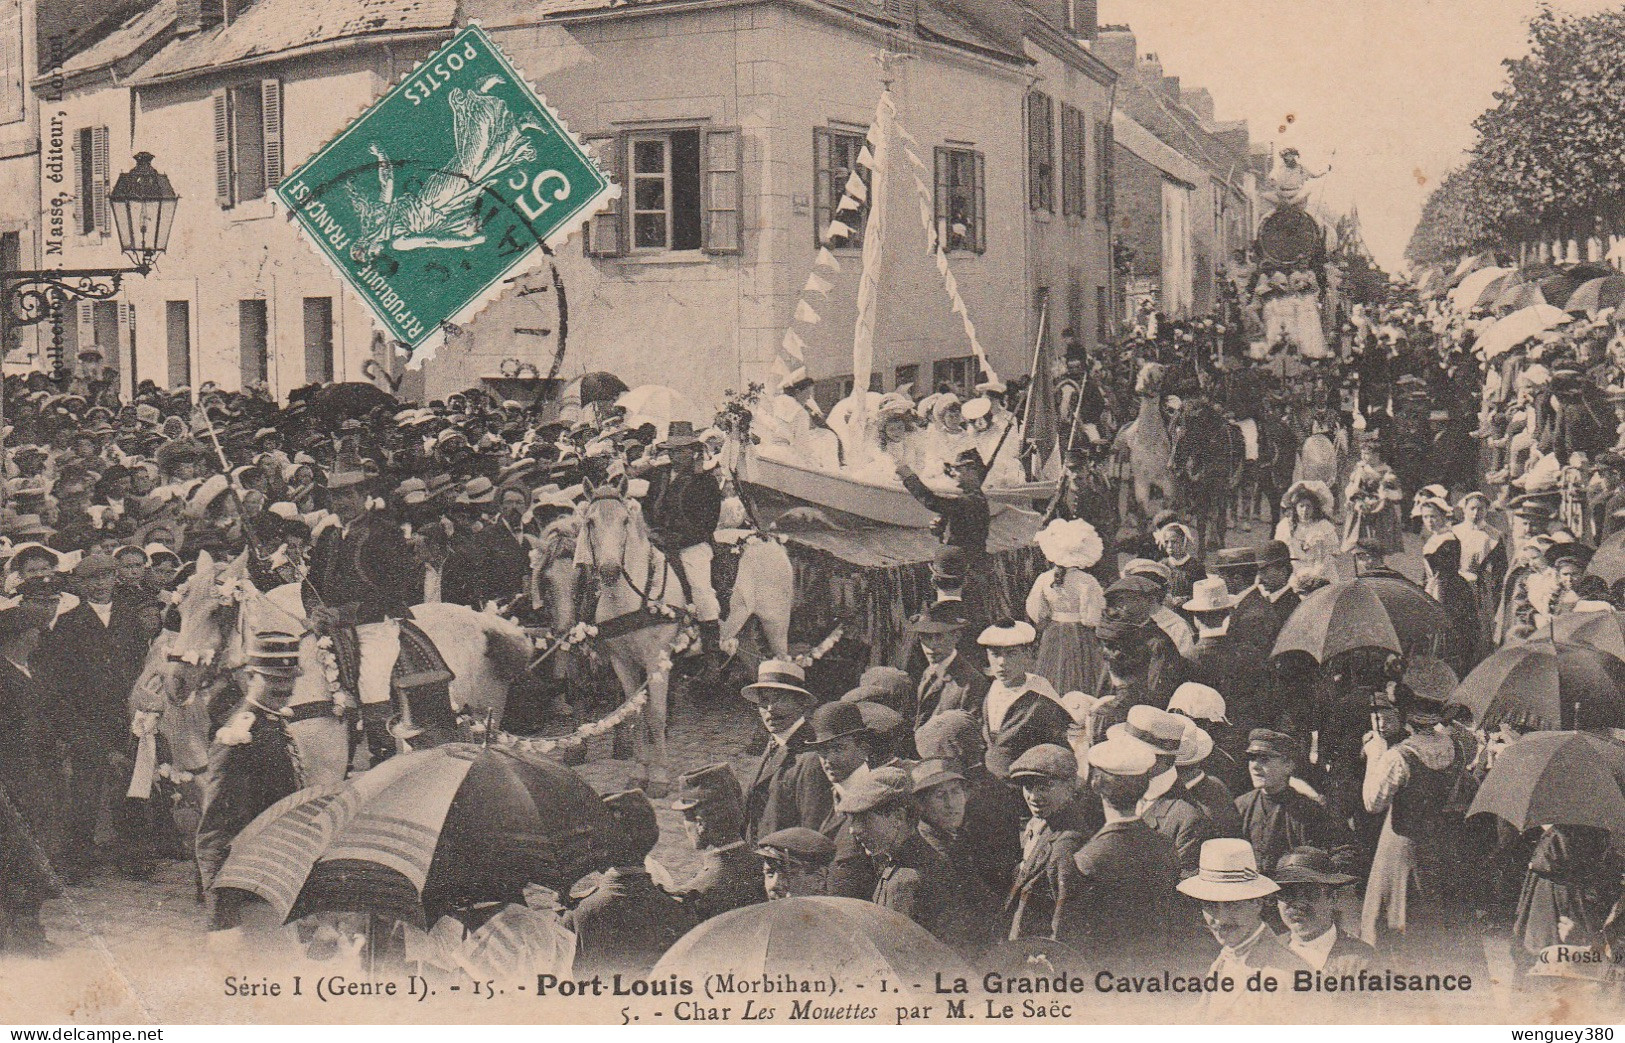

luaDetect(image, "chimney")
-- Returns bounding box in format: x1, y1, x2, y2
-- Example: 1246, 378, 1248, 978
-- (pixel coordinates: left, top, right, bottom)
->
1071, 0, 1097, 38
1182, 88, 1215, 124
1161, 74, 1181, 102
1137, 53, 1163, 85
174, 0, 224, 33
1092, 27, 1136, 76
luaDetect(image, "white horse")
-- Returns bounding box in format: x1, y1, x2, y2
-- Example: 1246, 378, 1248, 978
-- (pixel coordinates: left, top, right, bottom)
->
1113, 361, 1174, 525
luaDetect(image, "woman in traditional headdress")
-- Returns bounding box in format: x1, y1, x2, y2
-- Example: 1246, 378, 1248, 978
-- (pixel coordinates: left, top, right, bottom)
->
1025, 518, 1106, 697
1451, 491, 1507, 648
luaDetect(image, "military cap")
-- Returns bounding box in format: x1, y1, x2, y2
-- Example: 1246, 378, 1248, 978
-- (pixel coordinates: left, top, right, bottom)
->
833, 766, 914, 815
1246, 728, 1299, 760
755, 827, 835, 867
670, 763, 743, 813
1087, 737, 1157, 777
245, 630, 302, 677
1007, 743, 1080, 783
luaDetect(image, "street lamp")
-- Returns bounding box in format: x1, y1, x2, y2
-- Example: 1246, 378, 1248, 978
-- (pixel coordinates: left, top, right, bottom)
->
0, 151, 179, 365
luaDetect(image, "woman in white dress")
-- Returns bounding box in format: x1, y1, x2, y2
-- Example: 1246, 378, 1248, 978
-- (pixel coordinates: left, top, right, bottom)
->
1275, 480, 1340, 589
1451, 491, 1507, 648
1025, 518, 1106, 698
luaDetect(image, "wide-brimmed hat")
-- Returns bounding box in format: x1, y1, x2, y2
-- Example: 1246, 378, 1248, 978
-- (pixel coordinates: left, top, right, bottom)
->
1281, 480, 1335, 519
1184, 577, 1238, 614
1107, 705, 1185, 756
741, 658, 813, 704
1254, 540, 1292, 569
657, 421, 704, 449
804, 700, 868, 747
670, 763, 744, 814
1087, 737, 1156, 777
455, 476, 497, 505
907, 600, 969, 634
1176, 838, 1279, 902
1175, 717, 1214, 768
1035, 518, 1103, 570
1209, 546, 1258, 573
531, 483, 583, 510
1272, 846, 1357, 887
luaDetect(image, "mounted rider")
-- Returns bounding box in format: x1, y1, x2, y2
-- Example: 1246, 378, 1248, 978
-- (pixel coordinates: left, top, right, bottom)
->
637, 421, 724, 661
304, 470, 420, 761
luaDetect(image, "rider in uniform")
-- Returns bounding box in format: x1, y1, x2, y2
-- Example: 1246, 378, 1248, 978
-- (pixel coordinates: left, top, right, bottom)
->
304, 470, 420, 762
639, 422, 724, 664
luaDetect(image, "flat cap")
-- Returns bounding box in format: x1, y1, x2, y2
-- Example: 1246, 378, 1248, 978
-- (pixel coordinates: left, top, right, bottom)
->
910, 758, 966, 793
1007, 743, 1079, 782
914, 709, 981, 763
1246, 728, 1298, 760
756, 827, 836, 867
670, 763, 743, 812
833, 765, 914, 815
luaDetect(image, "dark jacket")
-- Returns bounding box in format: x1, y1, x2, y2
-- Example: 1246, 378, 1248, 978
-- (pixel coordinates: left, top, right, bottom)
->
900, 473, 990, 558
960, 765, 1027, 896
566, 867, 692, 975
40, 600, 147, 748
307, 514, 419, 623
818, 798, 878, 900
1069, 818, 1182, 961
670, 842, 766, 921
442, 524, 527, 609
915, 651, 989, 727
1141, 779, 1218, 879
1234, 786, 1361, 876
1007, 795, 1104, 943
1182, 769, 1244, 839
1228, 584, 1299, 657
874, 832, 1000, 957
745, 722, 834, 844
982, 685, 1073, 779
644, 465, 722, 550
0, 657, 61, 909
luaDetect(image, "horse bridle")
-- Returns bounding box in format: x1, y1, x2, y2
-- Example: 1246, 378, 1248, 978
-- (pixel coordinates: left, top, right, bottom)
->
579, 490, 667, 608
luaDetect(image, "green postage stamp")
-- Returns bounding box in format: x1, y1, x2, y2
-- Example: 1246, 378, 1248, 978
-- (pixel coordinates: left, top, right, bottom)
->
278, 25, 614, 358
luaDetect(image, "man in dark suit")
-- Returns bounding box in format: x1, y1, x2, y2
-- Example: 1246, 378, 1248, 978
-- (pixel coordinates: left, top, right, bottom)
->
804, 701, 878, 899
0, 604, 64, 954
305, 470, 420, 761
909, 603, 988, 726
1070, 737, 1185, 963
1006, 744, 1103, 944
740, 660, 833, 844
914, 710, 1025, 896
1273, 846, 1376, 973
40, 553, 150, 880
567, 790, 691, 974
1228, 541, 1300, 656
441, 477, 527, 609
669, 764, 765, 921
1234, 730, 1361, 876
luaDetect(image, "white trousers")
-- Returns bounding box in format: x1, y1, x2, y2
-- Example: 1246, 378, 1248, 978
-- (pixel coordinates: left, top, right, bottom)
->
355, 619, 401, 706
677, 543, 720, 623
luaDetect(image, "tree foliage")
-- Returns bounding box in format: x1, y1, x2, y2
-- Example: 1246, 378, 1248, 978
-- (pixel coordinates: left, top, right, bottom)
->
1406, 4, 1625, 267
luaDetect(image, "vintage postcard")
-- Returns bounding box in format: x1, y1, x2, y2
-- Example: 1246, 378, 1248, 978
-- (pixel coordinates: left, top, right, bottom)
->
0, 0, 1624, 1029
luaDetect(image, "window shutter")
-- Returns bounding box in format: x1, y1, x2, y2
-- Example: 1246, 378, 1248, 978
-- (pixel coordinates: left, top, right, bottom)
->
584, 133, 624, 257
118, 301, 136, 390
1060, 107, 1076, 217
933, 147, 948, 246
261, 79, 283, 188
76, 301, 94, 357
91, 125, 110, 235
973, 150, 986, 253
213, 89, 232, 207
1027, 94, 1042, 212
701, 125, 742, 255
813, 126, 831, 248
1078, 110, 1089, 220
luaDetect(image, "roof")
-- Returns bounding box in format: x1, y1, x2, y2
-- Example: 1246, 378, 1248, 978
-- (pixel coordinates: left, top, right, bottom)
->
1113, 110, 1203, 190
49, 0, 175, 79
130, 0, 457, 83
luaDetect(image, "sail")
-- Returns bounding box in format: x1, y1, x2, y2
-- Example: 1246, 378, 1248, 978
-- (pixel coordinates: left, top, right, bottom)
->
847, 90, 894, 469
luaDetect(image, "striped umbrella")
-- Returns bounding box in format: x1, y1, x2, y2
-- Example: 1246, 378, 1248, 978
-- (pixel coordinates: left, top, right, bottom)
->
213, 744, 619, 927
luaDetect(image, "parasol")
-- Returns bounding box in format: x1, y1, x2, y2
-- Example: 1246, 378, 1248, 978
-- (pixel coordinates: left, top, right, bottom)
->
304, 382, 399, 427
1446, 252, 1498, 289
1272, 576, 1455, 664
1449, 266, 1512, 313
1548, 610, 1625, 661
1476, 304, 1572, 360
1587, 531, 1625, 585
1467, 731, 1625, 839
616, 384, 706, 440
1448, 640, 1625, 733
651, 897, 972, 990
1492, 281, 1546, 313
1565, 276, 1625, 316
212, 744, 619, 927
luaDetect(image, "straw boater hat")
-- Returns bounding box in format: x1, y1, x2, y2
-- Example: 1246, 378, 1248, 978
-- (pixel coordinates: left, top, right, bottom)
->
1174, 717, 1215, 768
1087, 737, 1156, 778
1107, 704, 1186, 757
1176, 838, 1280, 902
1035, 518, 1103, 570
740, 658, 814, 705
1183, 577, 1239, 614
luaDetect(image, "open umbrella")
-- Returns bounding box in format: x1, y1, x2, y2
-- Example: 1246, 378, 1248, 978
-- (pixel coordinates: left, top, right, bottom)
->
1448, 640, 1625, 732
1273, 576, 1456, 664
1549, 611, 1625, 661
1492, 281, 1546, 312
1477, 304, 1572, 360
1566, 262, 1617, 284
651, 897, 972, 990
1446, 252, 1498, 289
1450, 266, 1513, 313
303, 382, 399, 427
213, 744, 619, 927
1565, 276, 1625, 316
1536, 272, 1583, 308
1588, 531, 1625, 586
1467, 731, 1625, 839
616, 384, 705, 440
559, 371, 629, 410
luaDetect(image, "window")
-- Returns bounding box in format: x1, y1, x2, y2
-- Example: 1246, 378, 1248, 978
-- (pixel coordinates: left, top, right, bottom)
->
1027, 93, 1054, 213
585, 126, 741, 258
931, 355, 977, 397
214, 80, 283, 208
814, 127, 870, 248
893, 363, 919, 393
0, 0, 22, 125
166, 301, 191, 389
1061, 105, 1088, 218
239, 299, 268, 387
935, 147, 985, 254
303, 297, 334, 383
1096, 285, 1109, 343
75, 126, 109, 236
1096, 117, 1114, 218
